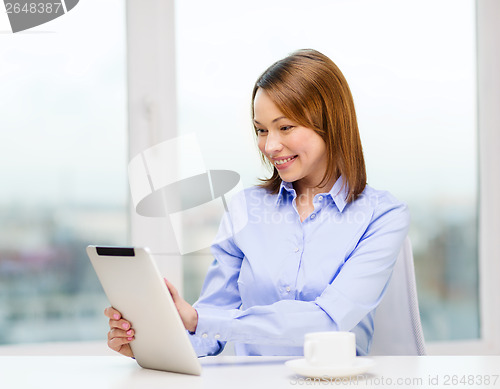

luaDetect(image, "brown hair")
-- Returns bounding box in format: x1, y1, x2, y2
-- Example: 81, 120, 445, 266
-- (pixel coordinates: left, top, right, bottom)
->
252, 49, 366, 203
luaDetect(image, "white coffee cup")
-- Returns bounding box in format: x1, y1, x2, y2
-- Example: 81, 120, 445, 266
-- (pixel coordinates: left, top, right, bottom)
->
304, 331, 356, 367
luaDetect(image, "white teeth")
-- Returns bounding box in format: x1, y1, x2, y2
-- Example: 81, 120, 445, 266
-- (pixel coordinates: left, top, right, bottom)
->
274, 156, 295, 165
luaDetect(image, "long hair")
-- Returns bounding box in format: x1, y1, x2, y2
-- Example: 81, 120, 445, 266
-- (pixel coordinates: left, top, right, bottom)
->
252, 49, 366, 203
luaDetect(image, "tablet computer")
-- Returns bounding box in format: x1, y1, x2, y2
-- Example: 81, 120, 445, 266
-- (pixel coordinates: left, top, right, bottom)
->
86, 245, 202, 375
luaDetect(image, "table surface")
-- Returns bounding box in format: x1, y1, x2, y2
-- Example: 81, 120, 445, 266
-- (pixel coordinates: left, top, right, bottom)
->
1, 355, 500, 389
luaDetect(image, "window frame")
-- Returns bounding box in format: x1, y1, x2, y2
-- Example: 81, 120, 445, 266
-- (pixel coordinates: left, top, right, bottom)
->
126, 0, 184, 291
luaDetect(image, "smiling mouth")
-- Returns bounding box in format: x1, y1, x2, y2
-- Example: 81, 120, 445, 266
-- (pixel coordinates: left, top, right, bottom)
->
273, 155, 297, 167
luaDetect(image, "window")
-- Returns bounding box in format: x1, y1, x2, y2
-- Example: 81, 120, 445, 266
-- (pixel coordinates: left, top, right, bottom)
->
0, 0, 127, 344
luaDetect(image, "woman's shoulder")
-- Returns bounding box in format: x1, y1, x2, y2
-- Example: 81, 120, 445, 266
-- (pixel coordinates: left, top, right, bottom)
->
228, 185, 269, 201
225, 185, 275, 211
241, 185, 278, 202
356, 184, 409, 221
360, 184, 405, 205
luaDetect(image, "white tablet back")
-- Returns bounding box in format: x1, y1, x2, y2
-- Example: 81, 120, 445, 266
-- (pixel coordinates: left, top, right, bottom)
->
87, 246, 202, 375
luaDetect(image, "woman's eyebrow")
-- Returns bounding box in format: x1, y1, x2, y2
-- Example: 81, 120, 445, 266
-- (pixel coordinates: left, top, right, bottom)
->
253, 116, 287, 126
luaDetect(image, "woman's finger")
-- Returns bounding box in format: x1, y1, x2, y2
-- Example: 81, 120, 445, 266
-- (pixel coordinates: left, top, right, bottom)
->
104, 307, 122, 321
108, 318, 132, 331
164, 278, 179, 300
108, 337, 134, 358
107, 328, 134, 341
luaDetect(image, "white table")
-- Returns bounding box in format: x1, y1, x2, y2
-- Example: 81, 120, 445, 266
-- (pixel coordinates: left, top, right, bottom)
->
0, 355, 499, 389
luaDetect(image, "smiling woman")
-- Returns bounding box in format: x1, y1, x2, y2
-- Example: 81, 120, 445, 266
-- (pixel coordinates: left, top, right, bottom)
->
107, 48, 410, 358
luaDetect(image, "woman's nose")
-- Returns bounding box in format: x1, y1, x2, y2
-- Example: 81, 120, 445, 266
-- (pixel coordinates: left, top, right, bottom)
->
265, 131, 283, 155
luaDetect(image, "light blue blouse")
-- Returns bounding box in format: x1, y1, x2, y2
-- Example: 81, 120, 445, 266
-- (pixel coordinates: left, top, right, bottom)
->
189, 176, 409, 357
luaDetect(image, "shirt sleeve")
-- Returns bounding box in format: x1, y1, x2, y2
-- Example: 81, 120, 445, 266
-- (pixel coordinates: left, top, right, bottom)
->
191, 195, 410, 350
189, 209, 245, 356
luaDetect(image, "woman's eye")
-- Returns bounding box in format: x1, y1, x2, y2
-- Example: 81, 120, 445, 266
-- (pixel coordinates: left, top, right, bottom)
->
280, 126, 293, 131
256, 129, 267, 135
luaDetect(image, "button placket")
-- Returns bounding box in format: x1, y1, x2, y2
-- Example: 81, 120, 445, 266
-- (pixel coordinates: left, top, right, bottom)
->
277, 212, 303, 300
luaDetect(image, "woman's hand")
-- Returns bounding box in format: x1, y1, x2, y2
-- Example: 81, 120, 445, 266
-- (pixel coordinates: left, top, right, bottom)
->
164, 278, 198, 333
104, 307, 135, 358
103, 279, 197, 358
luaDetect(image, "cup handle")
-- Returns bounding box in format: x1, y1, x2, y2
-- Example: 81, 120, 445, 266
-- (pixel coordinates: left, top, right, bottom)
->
304, 340, 317, 364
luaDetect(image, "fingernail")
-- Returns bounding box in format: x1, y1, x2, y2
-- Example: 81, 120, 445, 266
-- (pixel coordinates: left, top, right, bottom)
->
113, 314, 120, 320
127, 337, 133, 341
127, 330, 132, 336
122, 323, 129, 329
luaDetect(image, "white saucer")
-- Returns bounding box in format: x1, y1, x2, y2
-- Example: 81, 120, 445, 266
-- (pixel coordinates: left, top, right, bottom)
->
285, 357, 375, 378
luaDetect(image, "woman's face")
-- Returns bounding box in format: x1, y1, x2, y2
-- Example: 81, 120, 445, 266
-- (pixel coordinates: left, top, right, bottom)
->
253, 88, 329, 191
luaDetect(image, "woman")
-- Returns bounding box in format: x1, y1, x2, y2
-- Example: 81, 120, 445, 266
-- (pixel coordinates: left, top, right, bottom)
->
105, 49, 409, 357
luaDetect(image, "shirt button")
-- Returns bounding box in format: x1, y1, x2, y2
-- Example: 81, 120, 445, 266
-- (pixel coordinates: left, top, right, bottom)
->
202, 333, 208, 339
285, 286, 291, 293
310, 213, 316, 219
294, 247, 299, 253
214, 334, 221, 340
318, 196, 323, 201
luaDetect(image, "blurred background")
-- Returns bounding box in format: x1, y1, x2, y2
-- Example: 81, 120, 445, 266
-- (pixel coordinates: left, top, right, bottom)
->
0, 0, 481, 348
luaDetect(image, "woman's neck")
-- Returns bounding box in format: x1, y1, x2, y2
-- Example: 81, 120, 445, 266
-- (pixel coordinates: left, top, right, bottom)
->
293, 176, 337, 222
293, 175, 337, 200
